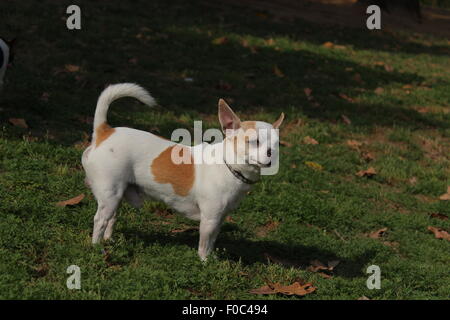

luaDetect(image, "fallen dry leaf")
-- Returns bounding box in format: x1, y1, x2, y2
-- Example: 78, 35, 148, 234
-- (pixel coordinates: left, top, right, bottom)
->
347, 140, 362, 149
212, 36, 227, 45
339, 93, 355, 103
303, 136, 319, 145
225, 216, 235, 223
430, 213, 448, 221
384, 64, 394, 72
341, 114, 351, 125
171, 226, 199, 234
40, 92, 50, 102
304, 88, 312, 98
56, 194, 85, 207
366, 227, 388, 239
439, 186, 450, 200
273, 65, 285, 78
256, 220, 280, 237
65, 64, 80, 73
265, 38, 275, 46
356, 167, 376, 177
305, 161, 323, 171
322, 41, 334, 48
362, 152, 375, 162
280, 140, 293, 147
428, 226, 450, 241
374, 87, 384, 95
9, 118, 28, 129
307, 259, 340, 273
358, 296, 370, 300
250, 281, 316, 296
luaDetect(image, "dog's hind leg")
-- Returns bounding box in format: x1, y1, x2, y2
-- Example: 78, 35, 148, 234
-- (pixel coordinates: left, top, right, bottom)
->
91, 183, 126, 244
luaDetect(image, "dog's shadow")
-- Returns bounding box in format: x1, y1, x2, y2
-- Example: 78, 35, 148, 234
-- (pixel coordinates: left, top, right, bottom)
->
121, 223, 376, 279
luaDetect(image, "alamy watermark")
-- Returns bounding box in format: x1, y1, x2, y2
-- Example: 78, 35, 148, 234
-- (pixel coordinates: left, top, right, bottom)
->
168, 121, 280, 175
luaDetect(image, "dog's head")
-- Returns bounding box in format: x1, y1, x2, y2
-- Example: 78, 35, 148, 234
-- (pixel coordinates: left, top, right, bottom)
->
218, 99, 284, 169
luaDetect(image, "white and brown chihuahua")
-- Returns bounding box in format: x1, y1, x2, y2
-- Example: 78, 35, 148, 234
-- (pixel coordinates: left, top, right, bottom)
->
82, 83, 284, 261
0, 37, 16, 89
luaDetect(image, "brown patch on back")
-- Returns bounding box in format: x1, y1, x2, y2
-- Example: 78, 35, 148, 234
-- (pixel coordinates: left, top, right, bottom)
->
151, 145, 195, 197
95, 122, 115, 147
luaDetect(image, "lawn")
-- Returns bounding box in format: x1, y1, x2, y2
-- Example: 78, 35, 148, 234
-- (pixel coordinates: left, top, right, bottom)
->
0, 0, 449, 299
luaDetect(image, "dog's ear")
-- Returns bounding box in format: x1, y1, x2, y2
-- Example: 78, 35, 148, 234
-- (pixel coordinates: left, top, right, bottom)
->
218, 99, 241, 133
272, 112, 285, 129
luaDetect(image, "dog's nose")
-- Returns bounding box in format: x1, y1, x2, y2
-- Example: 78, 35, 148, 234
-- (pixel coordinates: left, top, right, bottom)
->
267, 148, 272, 157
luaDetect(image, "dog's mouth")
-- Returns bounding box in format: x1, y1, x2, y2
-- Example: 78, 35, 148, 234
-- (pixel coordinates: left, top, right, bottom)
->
257, 160, 272, 168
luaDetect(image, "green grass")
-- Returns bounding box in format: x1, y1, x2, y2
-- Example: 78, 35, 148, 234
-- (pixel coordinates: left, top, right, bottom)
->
0, 0, 449, 300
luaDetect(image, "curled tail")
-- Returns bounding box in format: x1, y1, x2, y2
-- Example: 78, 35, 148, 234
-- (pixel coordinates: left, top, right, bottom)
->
93, 83, 156, 131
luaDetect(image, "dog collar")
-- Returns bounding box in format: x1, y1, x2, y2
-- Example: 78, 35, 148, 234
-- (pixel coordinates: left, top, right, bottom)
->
224, 160, 258, 185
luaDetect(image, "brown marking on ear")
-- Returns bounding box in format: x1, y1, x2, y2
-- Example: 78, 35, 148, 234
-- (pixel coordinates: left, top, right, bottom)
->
273, 113, 285, 129
151, 145, 195, 197
95, 122, 115, 147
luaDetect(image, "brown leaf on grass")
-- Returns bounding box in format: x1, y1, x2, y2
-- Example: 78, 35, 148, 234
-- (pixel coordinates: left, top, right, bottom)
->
40, 92, 50, 102
430, 213, 448, 221
56, 193, 85, 207
402, 84, 413, 89
339, 93, 355, 103
374, 87, 384, 95
358, 296, 370, 300
307, 259, 340, 273
273, 65, 285, 78
439, 186, 450, 200
341, 114, 351, 125
384, 64, 394, 72
356, 167, 376, 177
361, 152, 375, 162
280, 140, 293, 147
9, 118, 28, 129
250, 281, 316, 296
322, 41, 334, 48
225, 215, 235, 223
304, 87, 312, 98
305, 161, 323, 171
265, 38, 275, 46
256, 220, 280, 237
409, 177, 418, 185
212, 36, 228, 45
303, 136, 319, 145
171, 226, 199, 234
428, 226, 450, 241
366, 227, 388, 239
346, 140, 362, 149
65, 64, 80, 72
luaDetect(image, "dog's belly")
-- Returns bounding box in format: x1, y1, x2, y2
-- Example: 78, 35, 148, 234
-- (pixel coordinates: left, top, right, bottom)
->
137, 183, 201, 221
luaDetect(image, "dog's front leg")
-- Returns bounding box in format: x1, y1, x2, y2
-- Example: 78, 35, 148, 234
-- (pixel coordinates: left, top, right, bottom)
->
198, 216, 223, 262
